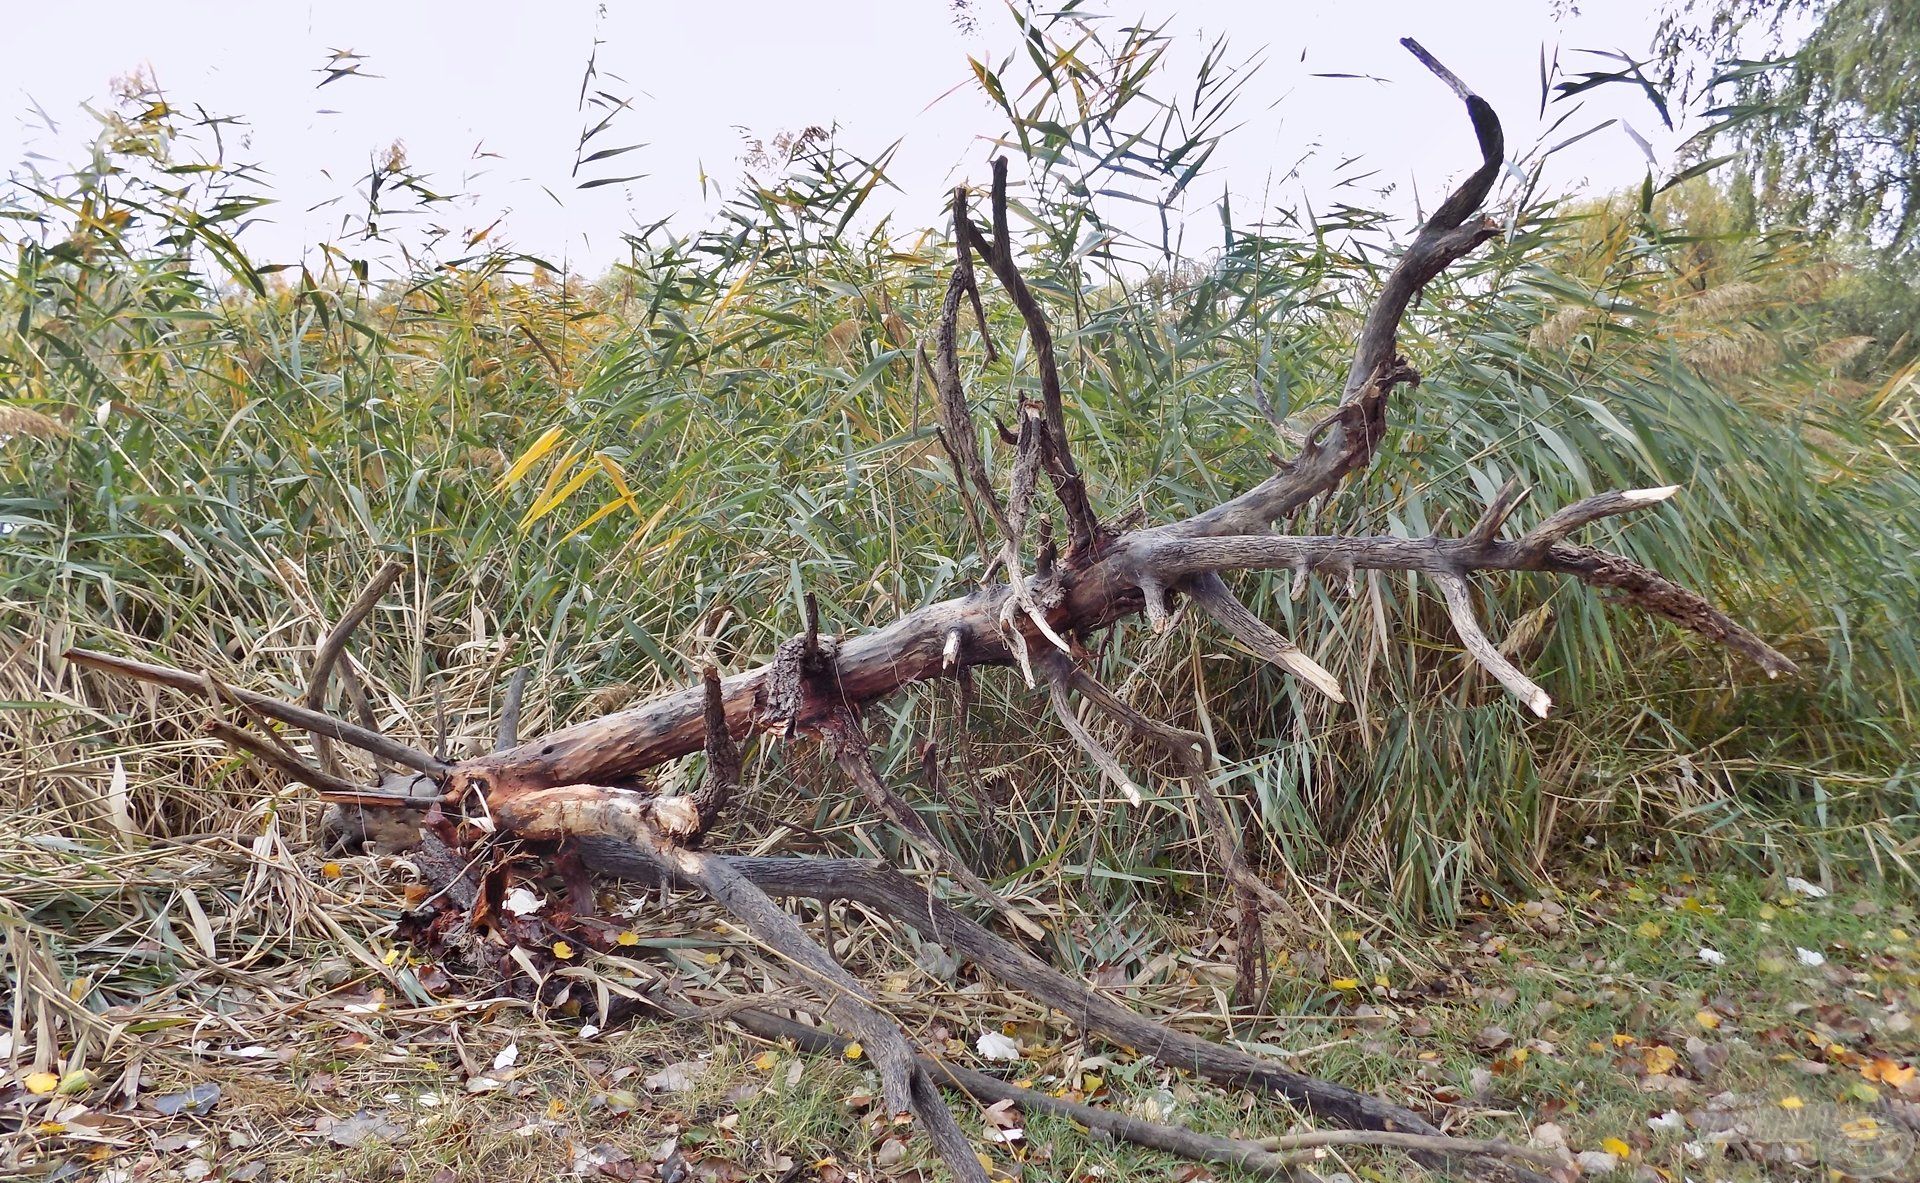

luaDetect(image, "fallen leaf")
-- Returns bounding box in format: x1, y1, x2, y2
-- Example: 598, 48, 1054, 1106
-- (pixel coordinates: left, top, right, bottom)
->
316, 1109, 404, 1148
975, 1031, 1022, 1062
1779, 1095, 1805, 1109
492, 1043, 519, 1071
1784, 876, 1827, 899
1695, 1009, 1722, 1030
644, 1061, 704, 1093
1601, 1136, 1632, 1158
1642, 1045, 1679, 1075
24, 1072, 58, 1095
843, 1042, 863, 1061
151, 1083, 222, 1116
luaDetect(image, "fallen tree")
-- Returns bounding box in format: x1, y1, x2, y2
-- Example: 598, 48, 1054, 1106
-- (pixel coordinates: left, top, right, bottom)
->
67, 38, 1793, 1183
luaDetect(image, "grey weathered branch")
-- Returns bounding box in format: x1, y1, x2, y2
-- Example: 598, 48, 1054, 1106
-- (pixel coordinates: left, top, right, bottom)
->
66, 39, 1789, 1183
495, 667, 530, 753
633, 990, 1325, 1181
1050, 653, 1290, 1006
67, 648, 447, 775
956, 157, 1104, 557
305, 560, 405, 776
570, 841, 1552, 1183
491, 785, 992, 1183
1181, 37, 1505, 540
820, 708, 1044, 939
1185, 573, 1345, 702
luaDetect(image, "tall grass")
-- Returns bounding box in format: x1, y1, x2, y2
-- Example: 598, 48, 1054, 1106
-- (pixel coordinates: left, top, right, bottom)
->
4, 14, 1916, 947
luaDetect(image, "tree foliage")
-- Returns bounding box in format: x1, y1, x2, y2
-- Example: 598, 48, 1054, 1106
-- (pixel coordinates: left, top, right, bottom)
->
1661, 0, 1920, 286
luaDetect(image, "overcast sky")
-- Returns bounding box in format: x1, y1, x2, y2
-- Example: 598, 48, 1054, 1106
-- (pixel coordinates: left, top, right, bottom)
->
3, 1, 1693, 275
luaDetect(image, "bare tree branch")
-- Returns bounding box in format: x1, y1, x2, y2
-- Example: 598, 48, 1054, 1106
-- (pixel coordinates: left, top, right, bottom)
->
305, 560, 405, 776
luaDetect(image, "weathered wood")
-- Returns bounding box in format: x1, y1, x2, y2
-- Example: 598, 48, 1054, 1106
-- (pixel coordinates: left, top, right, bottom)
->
444, 515, 1793, 797
573, 839, 1553, 1183
64, 38, 1794, 1183
64, 648, 447, 775
484, 784, 990, 1183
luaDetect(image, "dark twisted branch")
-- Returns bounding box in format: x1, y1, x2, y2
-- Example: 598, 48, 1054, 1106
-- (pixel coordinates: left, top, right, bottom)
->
487, 786, 992, 1183
956, 157, 1104, 558
1182, 37, 1504, 540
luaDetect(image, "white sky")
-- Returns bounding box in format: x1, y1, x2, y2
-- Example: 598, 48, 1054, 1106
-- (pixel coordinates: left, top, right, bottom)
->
3, 1, 1692, 275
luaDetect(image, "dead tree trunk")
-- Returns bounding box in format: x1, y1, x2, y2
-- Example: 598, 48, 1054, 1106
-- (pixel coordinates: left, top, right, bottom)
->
67, 38, 1794, 1183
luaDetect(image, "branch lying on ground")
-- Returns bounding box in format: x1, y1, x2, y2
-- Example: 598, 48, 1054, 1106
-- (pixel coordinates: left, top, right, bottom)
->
63, 35, 1793, 1183
568, 836, 1554, 1183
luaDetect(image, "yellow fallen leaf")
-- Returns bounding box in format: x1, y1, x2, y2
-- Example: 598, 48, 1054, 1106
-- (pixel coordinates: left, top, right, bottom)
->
616, 932, 640, 947
1330, 978, 1360, 991
702, 952, 722, 965
1612, 1033, 1637, 1048
551, 940, 574, 960
1863, 1059, 1916, 1087
1779, 1095, 1805, 1110
321, 862, 342, 879
1601, 1137, 1632, 1158
754, 1051, 778, 1071
1695, 1009, 1722, 1030
24, 1072, 58, 1095
1842, 1117, 1882, 1141
1635, 921, 1664, 939
1373, 974, 1390, 988
1758, 904, 1777, 920
1642, 1044, 1679, 1075
844, 1042, 863, 1061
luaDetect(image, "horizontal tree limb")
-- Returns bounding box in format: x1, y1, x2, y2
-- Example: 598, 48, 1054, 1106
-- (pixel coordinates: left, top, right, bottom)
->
64, 648, 448, 775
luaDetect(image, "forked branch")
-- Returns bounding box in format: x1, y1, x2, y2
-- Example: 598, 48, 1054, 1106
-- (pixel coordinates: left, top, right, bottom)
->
65, 36, 1789, 1183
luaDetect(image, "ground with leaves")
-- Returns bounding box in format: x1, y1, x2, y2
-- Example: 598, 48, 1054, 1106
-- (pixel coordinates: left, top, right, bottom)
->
6, 853, 1917, 1183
